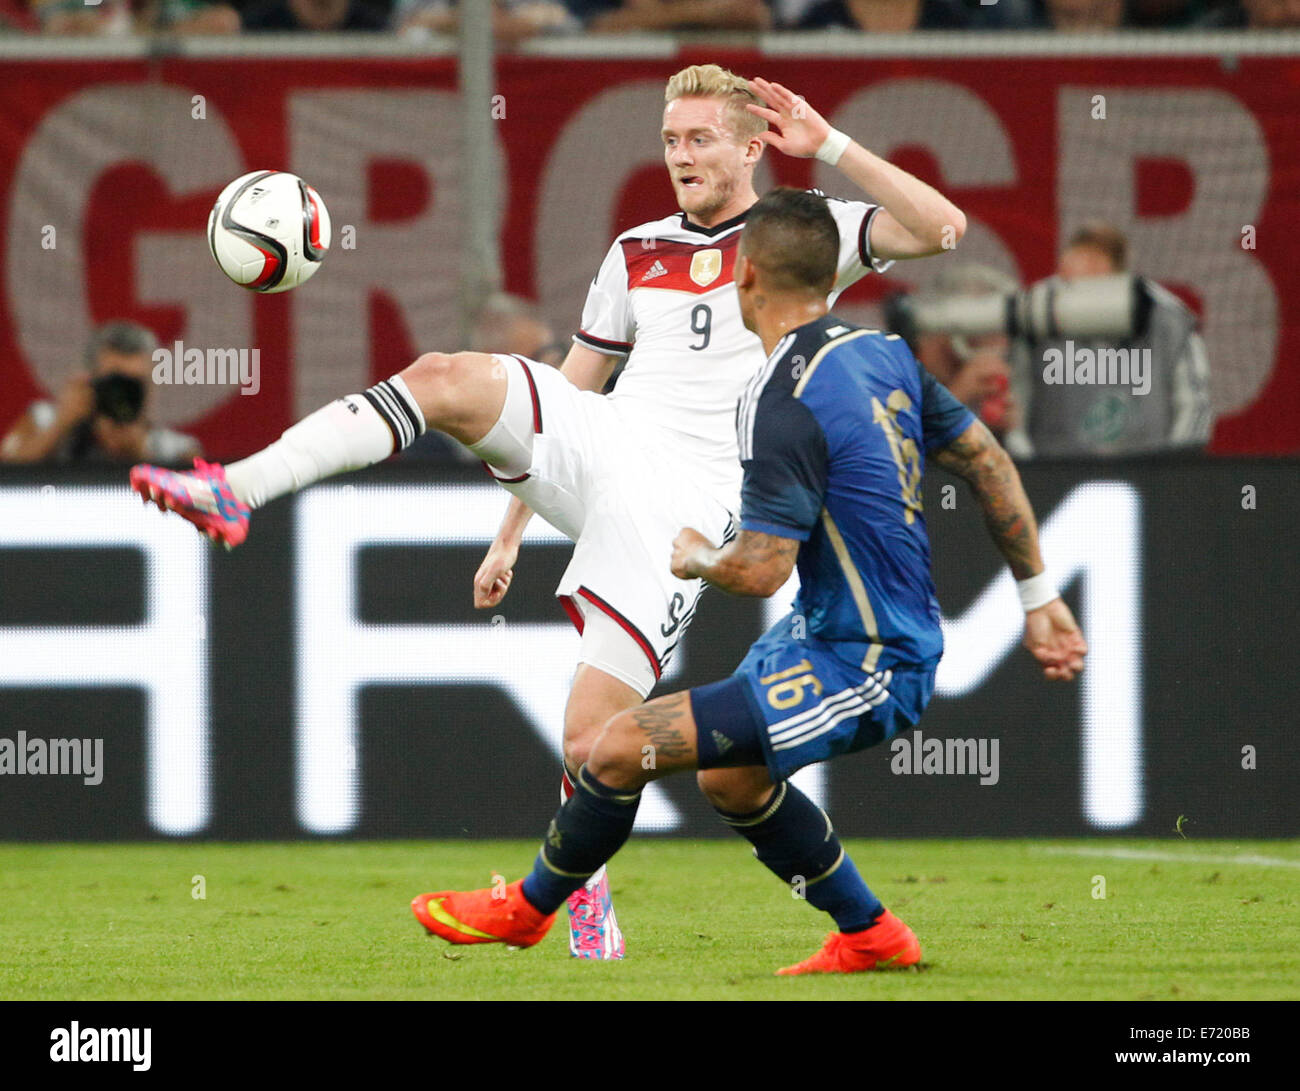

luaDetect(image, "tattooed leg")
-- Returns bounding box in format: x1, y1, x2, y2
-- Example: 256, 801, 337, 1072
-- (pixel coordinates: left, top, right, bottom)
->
517, 691, 699, 912
586, 690, 699, 791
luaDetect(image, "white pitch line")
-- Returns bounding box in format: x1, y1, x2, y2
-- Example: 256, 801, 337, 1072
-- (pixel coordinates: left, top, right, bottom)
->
1033, 846, 1300, 869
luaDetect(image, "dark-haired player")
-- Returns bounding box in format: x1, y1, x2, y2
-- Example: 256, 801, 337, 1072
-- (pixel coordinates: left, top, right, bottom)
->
410, 188, 1087, 975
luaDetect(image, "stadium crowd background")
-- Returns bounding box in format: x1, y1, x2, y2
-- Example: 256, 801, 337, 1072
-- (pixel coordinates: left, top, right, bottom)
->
1, 0, 1296, 37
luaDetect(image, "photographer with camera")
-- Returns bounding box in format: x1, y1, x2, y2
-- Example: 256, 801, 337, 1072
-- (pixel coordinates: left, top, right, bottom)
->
1010, 222, 1213, 458
908, 264, 1022, 442
1, 321, 201, 466
888, 223, 1213, 460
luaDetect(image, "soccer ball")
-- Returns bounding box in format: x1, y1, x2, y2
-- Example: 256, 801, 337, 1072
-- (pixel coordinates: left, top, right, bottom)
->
207, 170, 331, 293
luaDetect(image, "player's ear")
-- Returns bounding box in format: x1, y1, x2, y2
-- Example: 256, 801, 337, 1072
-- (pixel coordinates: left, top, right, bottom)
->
735, 253, 756, 289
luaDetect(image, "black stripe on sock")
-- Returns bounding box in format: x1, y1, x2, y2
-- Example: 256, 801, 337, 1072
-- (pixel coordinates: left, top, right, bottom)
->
361, 389, 404, 450
378, 379, 425, 441
369, 383, 413, 448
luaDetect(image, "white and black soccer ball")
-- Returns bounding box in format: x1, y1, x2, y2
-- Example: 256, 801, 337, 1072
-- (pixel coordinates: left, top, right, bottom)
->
207, 170, 331, 293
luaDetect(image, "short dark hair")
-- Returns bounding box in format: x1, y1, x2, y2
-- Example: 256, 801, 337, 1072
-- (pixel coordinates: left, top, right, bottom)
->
740, 187, 839, 297
83, 321, 158, 370
1065, 220, 1128, 272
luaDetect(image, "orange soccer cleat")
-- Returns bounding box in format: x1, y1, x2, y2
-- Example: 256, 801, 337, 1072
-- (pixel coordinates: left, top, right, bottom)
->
776, 909, 922, 976
411, 879, 556, 949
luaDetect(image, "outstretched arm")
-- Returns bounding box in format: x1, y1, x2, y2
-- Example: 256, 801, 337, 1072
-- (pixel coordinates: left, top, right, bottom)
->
745, 76, 966, 261
670, 527, 798, 598
931, 420, 1088, 682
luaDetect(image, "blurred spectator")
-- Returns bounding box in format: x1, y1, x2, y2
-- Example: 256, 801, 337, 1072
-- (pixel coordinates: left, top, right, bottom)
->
957, 0, 1040, 27
1009, 221, 1212, 458
395, 0, 577, 41
1240, 0, 1300, 24
1127, 0, 1195, 25
30, 0, 133, 34
469, 292, 566, 368
765, 0, 821, 23
1031, 0, 1126, 28
1, 322, 201, 466
1, 0, 40, 30
769, 0, 969, 28
1199, 0, 1300, 25
573, 0, 770, 32
241, 0, 387, 31
404, 293, 563, 462
828, 0, 969, 28
1058, 220, 1126, 280
137, 0, 241, 32
911, 264, 1021, 442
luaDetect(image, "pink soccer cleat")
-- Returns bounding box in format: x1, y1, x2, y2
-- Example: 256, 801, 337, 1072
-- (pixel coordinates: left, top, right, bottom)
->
130, 459, 251, 548
566, 869, 625, 960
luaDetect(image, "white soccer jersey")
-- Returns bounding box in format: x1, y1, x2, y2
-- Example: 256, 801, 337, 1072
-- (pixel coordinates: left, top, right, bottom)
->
573, 196, 891, 505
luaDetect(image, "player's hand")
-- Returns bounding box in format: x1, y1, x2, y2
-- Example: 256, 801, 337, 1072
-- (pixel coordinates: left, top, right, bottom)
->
1023, 598, 1087, 682
671, 527, 712, 580
474, 538, 518, 609
745, 77, 832, 159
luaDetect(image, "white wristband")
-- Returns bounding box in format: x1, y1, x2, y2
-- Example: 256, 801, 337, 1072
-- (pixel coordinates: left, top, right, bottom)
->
814, 128, 851, 166
1017, 572, 1059, 612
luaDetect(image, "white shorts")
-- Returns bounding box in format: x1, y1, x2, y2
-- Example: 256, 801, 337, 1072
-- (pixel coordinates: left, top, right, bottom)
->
468, 354, 736, 696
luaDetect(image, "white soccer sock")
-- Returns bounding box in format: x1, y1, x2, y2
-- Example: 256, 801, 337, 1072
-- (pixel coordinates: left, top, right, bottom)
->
224, 375, 425, 509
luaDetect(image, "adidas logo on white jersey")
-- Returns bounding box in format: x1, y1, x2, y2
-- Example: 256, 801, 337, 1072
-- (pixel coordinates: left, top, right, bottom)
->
642, 260, 668, 282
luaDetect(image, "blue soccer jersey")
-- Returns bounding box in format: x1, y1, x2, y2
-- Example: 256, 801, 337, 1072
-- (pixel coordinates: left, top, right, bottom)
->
689, 315, 977, 780
736, 314, 975, 674
691, 315, 977, 785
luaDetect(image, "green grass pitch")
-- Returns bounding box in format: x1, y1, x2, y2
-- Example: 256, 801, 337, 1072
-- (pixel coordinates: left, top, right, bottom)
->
2, 840, 1296, 1001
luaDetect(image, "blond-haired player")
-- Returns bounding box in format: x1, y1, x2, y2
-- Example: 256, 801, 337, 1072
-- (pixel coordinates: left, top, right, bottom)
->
131, 65, 966, 960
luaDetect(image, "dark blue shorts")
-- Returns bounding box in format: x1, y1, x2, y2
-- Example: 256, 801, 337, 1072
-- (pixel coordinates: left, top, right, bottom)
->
691, 623, 935, 782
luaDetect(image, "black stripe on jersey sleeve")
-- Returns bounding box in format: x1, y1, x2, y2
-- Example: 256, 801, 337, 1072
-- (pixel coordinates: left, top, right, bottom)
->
573, 330, 633, 356
858, 204, 883, 270
510, 355, 544, 434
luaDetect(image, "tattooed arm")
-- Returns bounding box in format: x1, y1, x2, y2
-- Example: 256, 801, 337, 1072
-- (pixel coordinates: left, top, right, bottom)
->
930, 419, 1044, 579
670, 527, 798, 597
932, 420, 1088, 682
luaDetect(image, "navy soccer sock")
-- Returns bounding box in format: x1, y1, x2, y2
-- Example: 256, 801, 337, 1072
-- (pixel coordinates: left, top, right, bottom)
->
521, 765, 641, 915
715, 781, 884, 933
